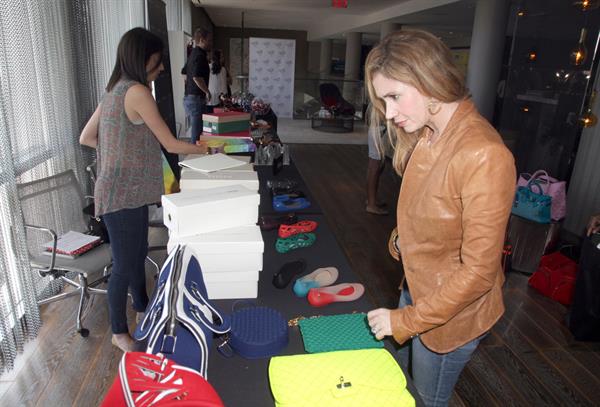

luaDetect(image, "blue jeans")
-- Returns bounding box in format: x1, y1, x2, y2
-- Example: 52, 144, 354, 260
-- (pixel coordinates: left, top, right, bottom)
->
398, 288, 485, 407
102, 206, 149, 334
183, 94, 206, 144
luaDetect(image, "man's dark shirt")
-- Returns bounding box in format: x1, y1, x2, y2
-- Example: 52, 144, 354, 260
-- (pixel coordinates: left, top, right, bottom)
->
182, 46, 209, 97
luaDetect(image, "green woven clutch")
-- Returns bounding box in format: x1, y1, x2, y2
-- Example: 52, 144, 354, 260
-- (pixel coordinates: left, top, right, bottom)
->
298, 313, 384, 353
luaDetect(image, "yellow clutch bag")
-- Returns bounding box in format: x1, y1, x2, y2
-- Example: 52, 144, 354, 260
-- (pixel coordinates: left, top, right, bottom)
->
268, 349, 415, 407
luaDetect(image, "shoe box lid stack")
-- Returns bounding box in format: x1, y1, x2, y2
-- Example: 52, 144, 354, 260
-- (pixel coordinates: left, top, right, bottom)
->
162, 156, 264, 299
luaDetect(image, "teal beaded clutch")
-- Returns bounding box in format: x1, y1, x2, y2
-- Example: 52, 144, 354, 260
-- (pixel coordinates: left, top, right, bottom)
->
298, 313, 384, 353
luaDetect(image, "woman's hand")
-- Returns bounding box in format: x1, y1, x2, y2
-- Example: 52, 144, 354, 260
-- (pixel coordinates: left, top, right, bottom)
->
587, 214, 600, 236
195, 140, 208, 154
367, 308, 392, 340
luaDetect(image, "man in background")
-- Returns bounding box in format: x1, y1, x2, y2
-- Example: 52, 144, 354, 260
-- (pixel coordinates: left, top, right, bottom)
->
182, 28, 212, 143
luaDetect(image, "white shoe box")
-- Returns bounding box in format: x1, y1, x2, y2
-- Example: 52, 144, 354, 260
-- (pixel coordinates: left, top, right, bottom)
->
178, 243, 259, 300
203, 270, 259, 283
167, 226, 264, 273
180, 169, 259, 192
161, 185, 259, 237
205, 280, 258, 299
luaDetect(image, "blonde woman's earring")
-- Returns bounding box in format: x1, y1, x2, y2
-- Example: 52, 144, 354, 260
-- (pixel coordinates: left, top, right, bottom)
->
428, 100, 442, 115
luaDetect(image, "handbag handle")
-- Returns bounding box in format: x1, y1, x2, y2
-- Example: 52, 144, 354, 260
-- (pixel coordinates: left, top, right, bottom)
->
528, 181, 545, 195
186, 285, 230, 334
529, 169, 550, 180
526, 171, 550, 189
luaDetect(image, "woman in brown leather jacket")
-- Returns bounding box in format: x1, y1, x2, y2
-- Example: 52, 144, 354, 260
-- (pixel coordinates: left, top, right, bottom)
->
365, 30, 516, 406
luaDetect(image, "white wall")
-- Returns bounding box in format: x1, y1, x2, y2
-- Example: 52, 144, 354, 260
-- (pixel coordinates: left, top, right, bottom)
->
168, 31, 189, 137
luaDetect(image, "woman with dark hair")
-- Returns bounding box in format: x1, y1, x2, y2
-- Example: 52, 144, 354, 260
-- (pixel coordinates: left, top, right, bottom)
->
207, 49, 229, 110
365, 30, 515, 406
80, 27, 208, 352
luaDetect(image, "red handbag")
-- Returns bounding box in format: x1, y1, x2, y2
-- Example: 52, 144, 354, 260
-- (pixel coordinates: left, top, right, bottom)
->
101, 352, 224, 407
528, 252, 577, 305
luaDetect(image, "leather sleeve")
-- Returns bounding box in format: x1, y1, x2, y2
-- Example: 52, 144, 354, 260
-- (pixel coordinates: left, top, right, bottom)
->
390, 143, 516, 345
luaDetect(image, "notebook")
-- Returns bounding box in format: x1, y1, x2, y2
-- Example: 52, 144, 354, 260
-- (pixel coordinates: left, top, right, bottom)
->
43, 231, 101, 259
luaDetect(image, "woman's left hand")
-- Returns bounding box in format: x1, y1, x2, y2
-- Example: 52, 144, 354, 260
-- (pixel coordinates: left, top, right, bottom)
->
367, 308, 392, 340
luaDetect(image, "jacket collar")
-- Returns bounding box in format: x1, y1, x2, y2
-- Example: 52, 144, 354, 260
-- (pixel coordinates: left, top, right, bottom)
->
421, 97, 475, 149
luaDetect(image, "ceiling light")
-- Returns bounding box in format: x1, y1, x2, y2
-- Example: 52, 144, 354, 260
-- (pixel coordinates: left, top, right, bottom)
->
573, 0, 600, 11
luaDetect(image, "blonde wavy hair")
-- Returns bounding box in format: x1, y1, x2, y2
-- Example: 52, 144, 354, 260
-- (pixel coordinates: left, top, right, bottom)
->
365, 29, 467, 175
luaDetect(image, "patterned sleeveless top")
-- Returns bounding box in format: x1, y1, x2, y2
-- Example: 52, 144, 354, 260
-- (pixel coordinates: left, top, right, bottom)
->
95, 79, 164, 217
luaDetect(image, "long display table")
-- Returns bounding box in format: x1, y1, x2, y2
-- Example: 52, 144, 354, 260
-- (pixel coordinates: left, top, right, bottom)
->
207, 161, 424, 406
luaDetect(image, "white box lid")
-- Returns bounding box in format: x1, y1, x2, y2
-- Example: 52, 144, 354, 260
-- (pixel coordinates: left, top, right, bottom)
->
162, 185, 259, 210
169, 225, 264, 253
180, 170, 258, 182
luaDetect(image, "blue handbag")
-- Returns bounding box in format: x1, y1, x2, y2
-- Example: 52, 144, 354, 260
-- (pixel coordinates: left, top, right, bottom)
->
217, 302, 288, 359
134, 245, 230, 377
512, 180, 551, 224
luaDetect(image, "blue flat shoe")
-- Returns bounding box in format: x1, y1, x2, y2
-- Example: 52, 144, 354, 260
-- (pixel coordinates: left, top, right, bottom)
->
273, 195, 311, 212
293, 267, 339, 297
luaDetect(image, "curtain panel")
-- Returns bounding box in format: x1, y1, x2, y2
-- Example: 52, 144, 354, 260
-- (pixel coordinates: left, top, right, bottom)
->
0, 0, 144, 374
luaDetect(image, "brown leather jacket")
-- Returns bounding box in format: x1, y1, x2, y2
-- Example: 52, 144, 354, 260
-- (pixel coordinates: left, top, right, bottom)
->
388, 99, 516, 353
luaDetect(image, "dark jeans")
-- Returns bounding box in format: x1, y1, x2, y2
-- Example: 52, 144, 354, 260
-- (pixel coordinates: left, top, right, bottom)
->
183, 94, 207, 144
102, 205, 149, 334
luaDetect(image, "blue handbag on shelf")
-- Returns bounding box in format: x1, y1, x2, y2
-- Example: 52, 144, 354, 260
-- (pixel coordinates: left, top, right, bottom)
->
512, 180, 552, 224
134, 245, 230, 377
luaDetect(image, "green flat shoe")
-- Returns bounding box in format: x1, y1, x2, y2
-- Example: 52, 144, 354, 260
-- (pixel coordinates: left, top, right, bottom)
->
275, 233, 316, 254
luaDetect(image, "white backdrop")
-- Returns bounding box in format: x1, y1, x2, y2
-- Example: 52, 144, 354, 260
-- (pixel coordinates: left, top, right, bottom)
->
249, 37, 295, 118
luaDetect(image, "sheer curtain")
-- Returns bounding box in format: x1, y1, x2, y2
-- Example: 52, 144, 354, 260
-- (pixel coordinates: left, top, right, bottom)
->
0, 0, 144, 373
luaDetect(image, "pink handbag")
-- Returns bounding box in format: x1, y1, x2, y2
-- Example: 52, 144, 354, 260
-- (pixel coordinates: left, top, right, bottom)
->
517, 170, 566, 221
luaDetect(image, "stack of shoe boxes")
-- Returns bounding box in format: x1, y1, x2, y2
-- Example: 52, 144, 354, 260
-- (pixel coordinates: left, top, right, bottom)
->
201, 111, 255, 154
202, 111, 251, 137
162, 157, 264, 299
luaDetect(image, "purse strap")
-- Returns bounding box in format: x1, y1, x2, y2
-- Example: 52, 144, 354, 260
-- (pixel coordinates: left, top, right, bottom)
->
215, 301, 260, 358
527, 172, 550, 189
529, 169, 550, 180
527, 181, 545, 195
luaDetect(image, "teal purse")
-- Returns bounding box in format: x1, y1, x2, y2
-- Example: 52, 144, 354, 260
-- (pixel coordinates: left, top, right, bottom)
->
512, 181, 551, 224
298, 313, 384, 353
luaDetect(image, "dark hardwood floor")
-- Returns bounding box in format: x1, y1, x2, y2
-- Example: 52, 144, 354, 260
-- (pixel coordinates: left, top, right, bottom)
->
1, 143, 599, 406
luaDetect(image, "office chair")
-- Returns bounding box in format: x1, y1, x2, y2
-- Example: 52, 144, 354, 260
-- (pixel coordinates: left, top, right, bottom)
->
17, 170, 112, 337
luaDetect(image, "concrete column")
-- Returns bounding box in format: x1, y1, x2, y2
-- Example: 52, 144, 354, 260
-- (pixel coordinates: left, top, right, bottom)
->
466, 0, 510, 121
319, 39, 332, 79
380, 22, 402, 41
343, 31, 362, 103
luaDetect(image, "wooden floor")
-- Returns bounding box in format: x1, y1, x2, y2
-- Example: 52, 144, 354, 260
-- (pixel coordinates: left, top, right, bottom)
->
1, 144, 599, 406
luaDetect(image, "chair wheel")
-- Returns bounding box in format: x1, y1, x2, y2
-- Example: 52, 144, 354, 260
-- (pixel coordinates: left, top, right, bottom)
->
79, 328, 90, 337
